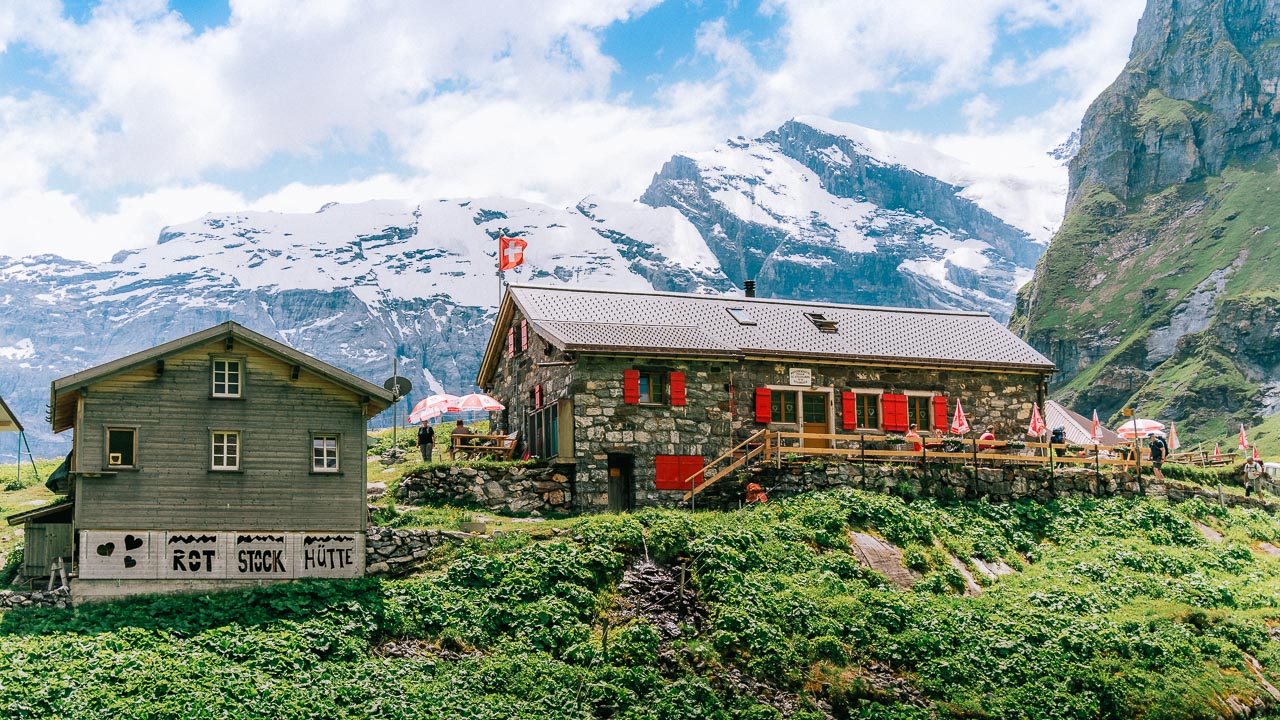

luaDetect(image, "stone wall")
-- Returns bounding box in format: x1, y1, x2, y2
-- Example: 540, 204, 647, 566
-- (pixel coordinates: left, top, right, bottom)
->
395, 464, 573, 515
364, 527, 473, 577
684, 462, 1276, 512
0, 586, 70, 610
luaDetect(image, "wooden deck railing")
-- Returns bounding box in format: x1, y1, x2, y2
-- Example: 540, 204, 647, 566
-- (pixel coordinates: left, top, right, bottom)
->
681, 432, 1168, 501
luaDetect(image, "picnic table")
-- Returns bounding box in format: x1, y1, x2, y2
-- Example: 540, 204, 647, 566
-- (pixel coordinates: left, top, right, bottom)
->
450, 432, 519, 461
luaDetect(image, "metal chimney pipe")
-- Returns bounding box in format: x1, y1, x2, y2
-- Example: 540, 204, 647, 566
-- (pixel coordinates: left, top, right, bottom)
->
744, 279, 756, 298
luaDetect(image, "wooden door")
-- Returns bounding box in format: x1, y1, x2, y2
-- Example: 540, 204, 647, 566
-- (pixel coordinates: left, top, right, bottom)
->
802, 392, 830, 448
607, 453, 635, 513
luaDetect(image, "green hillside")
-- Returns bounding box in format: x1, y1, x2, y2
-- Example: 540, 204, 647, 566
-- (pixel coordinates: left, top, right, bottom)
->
4, 489, 1280, 719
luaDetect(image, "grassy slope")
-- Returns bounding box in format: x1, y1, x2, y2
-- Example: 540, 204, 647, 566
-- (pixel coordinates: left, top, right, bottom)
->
2, 490, 1279, 719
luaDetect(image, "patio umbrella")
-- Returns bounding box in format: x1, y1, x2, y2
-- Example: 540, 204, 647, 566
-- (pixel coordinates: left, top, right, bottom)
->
1027, 403, 1046, 437
1090, 409, 1102, 443
1115, 418, 1165, 439
1239, 424, 1250, 450
949, 400, 970, 435
1168, 422, 1181, 451
408, 394, 459, 424
449, 393, 505, 412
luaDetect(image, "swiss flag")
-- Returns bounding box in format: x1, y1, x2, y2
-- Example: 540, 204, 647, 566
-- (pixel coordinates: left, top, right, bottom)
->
499, 235, 527, 271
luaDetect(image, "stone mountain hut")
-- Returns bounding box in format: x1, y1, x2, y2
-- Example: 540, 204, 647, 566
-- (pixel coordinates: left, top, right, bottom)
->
477, 284, 1055, 512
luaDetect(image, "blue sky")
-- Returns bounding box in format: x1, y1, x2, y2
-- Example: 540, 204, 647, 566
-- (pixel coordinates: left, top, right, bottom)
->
0, 0, 1146, 260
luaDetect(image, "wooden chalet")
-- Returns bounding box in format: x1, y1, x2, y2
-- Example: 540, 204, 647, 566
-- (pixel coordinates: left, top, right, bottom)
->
16, 321, 393, 601
478, 284, 1056, 511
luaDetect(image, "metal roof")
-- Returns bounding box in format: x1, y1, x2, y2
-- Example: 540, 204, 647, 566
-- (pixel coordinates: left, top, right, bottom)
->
50, 321, 394, 432
499, 285, 1054, 372
1045, 400, 1123, 446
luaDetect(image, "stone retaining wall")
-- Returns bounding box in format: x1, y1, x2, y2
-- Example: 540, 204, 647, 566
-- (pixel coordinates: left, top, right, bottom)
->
0, 586, 70, 610
687, 462, 1276, 512
364, 526, 475, 577
395, 464, 572, 515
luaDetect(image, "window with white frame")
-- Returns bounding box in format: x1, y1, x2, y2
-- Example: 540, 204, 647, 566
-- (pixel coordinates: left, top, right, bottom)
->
212, 358, 242, 397
312, 434, 339, 472
211, 430, 240, 470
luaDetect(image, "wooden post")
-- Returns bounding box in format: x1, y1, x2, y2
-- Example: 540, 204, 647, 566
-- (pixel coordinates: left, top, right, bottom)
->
972, 437, 978, 468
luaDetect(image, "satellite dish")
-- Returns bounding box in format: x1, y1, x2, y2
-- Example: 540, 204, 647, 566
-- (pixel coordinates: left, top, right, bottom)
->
383, 376, 413, 399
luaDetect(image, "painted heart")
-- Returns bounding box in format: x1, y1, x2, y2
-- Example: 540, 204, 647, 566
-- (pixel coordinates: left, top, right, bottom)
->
96, 542, 115, 557
125, 534, 144, 551
123, 556, 137, 569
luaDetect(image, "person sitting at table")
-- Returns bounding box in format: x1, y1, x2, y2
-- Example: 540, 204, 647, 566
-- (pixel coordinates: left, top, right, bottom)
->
977, 425, 997, 451
905, 424, 923, 451
449, 419, 473, 459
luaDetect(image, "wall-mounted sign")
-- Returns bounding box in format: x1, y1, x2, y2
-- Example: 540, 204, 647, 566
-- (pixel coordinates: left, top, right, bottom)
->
79, 530, 364, 580
789, 368, 813, 386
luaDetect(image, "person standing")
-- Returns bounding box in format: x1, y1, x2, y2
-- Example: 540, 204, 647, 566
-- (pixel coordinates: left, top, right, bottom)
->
1147, 432, 1167, 481
417, 422, 435, 462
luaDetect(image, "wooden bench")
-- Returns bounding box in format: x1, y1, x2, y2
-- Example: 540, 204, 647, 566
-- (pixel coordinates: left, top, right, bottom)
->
451, 432, 519, 461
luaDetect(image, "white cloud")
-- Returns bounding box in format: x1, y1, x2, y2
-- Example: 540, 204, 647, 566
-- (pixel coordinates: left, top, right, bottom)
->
0, 0, 1148, 262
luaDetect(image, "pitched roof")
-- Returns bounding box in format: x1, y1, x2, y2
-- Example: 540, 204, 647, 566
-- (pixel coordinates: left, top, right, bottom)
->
1045, 400, 1123, 445
479, 285, 1054, 385
51, 321, 394, 432
0, 394, 21, 433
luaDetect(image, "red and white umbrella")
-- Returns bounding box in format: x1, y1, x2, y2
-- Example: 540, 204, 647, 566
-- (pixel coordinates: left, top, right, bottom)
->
1253, 445, 1260, 462
408, 393, 459, 424
449, 393, 505, 412
949, 400, 970, 435
1214, 443, 1222, 462
1027, 403, 1047, 437
1116, 418, 1165, 439
1090, 409, 1102, 443
1239, 424, 1250, 450
1168, 422, 1181, 452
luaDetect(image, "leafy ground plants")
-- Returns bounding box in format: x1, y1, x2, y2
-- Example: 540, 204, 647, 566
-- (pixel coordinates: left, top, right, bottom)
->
2, 490, 1280, 719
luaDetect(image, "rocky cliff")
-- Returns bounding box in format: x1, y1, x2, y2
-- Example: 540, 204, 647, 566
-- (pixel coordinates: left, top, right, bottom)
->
1013, 0, 1280, 440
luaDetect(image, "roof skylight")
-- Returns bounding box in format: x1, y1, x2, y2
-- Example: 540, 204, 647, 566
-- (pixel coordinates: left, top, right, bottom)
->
804, 312, 839, 333
727, 307, 757, 326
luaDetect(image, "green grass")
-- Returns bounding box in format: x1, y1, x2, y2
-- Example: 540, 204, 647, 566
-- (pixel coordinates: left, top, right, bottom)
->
3, 492, 1280, 718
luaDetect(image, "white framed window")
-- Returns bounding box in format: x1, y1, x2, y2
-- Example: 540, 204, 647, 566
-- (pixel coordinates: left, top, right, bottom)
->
105, 426, 138, 468
312, 434, 340, 472
212, 430, 240, 470
212, 358, 242, 397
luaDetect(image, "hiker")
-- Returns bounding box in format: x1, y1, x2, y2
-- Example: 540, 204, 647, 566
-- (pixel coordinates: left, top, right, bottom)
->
905, 423, 923, 452
745, 482, 769, 504
1244, 457, 1263, 496
1050, 426, 1067, 457
417, 422, 435, 462
1147, 432, 1167, 481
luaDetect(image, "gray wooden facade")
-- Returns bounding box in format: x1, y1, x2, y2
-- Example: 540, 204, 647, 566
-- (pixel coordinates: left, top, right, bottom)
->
36, 322, 392, 600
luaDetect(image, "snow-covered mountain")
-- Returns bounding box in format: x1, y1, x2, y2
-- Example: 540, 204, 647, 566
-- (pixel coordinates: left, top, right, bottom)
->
0, 117, 1062, 457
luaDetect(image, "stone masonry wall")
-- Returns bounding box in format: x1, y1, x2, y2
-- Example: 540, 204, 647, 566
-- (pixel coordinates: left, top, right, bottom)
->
395, 464, 573, 515
485, 306, 577, 438
686, 462, 1276, 513
0, 586, 70, 610
364, 527, 472, 577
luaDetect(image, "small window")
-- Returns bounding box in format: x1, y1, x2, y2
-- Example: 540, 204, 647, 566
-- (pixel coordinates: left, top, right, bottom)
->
727, 307, 757, 325
854, 393, 880, 429
638, 372, 666, 404
770, 390, 798, 423
212, 358, 242, 397
212, 431, 240, 470
907, 396, 931, 430
106, 427, 137, 468
804, 312, 839, 333
312, 434, 339, 472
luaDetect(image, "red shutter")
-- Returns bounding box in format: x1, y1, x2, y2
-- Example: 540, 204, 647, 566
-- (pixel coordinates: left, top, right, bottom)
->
655, 455, 704, 490
754, 387, 772, 423
933, 395, 949, 432
520, 319, 528, 351
841, 392, 857, 430
507, 328, 514, 357
623, 370, 640, 404
678, 456, 705, 489
670, 372, 686, 406
882, 393, 908, 432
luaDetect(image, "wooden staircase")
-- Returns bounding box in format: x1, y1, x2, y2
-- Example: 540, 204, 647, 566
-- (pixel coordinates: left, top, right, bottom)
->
681, 429, 771, 502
